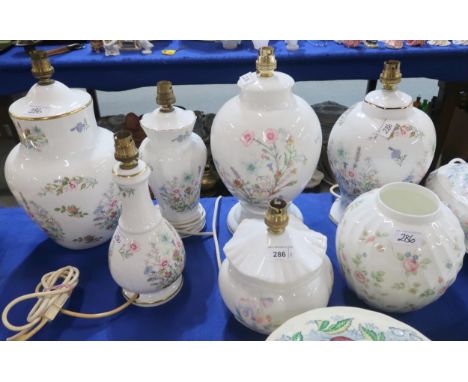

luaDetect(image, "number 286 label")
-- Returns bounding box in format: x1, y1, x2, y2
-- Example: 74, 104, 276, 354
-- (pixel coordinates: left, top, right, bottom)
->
268, 246, 294, 261
392, 230, 422, 246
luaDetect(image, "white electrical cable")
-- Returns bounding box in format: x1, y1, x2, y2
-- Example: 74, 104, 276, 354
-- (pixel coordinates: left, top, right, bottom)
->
211, 196, 223, 269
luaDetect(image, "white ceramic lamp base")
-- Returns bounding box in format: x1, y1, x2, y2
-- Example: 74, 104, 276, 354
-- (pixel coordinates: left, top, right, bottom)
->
227, 202, 303, 234
122, 275, 183, 307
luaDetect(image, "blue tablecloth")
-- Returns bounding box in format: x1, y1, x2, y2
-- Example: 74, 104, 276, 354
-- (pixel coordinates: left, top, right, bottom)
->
1, 41, 468, 95
0, 193, 467, 341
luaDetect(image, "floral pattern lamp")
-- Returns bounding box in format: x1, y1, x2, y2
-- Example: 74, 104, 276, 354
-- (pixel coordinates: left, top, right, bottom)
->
327, 60, 436, 224
5, 50, 119, 249
211, 47, 322, 232
140, 81, 207, 236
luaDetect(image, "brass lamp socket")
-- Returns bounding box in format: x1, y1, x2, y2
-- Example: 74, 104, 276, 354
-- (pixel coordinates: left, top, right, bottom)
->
265, 198, 289, 234
30, 50, 54, 85
157, 80, 176, 112
114, 130, 139, 170
380, 60, 402, 90
256, 46, 277, 77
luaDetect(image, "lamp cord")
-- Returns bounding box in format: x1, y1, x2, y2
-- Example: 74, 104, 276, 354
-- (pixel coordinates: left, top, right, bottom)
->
1, 196, 223, 341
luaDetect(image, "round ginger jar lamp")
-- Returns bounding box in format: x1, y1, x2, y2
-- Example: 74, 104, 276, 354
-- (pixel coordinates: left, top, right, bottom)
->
5, 51, 119, 249
140, 81, 207, 236
219, 198, 333, 334
327, 60, 436, 224
211, 47, 322, 233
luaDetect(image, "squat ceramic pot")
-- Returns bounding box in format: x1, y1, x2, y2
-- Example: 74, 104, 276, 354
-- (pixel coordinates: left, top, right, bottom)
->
140, 81, 207, 236
219, 198, 333, 334
211, 47, 322, 232
327, 60, 436, 223
426, 158, 468, 248
109, 131, 185, 306
336, 182, 465, 313
5, 51, 119, 250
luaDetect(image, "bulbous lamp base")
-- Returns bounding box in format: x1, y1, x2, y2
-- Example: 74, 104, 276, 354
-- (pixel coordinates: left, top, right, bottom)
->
122, 275, 183, 307
227, 202, 303, 234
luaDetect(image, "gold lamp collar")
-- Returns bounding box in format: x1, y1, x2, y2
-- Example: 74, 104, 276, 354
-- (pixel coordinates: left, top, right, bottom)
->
256, 46, 277, 77
30, 50, 55, 85
265, 198, 289, 234
114, 131, 139, 170
157, 80, 176, 112
380, 60, 402, 91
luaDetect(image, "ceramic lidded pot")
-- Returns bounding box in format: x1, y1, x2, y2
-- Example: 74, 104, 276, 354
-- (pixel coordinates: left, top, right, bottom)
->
426, 158, 468, 248
140, 81, 207, 236
327, 60, 436, 224
5, 51, 119, 249
109, 131, 186, 306
336, 182, 465, 313
211, 47, 322, 233
219, 198, 333, 334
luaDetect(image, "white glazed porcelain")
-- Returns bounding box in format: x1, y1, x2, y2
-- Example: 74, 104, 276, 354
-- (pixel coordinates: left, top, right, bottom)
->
140, 82, 207, 235
327, 61, 436, 224
218, 199, 333, 335
336, 182, 466, 313
5, 53, 118, 250
267, 306, 429, 341
109, 133, 185, 306
211, 47, 322, 232
426, 158, 468, 248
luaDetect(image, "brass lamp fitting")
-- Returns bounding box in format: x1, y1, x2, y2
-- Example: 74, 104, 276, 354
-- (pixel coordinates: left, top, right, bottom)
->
265, 198, 289, 234
30, 50, 54, 85
380, 60, 402, 90
114, 131, 139, 170
156, 80, 176, 112
256, 47, 277, 77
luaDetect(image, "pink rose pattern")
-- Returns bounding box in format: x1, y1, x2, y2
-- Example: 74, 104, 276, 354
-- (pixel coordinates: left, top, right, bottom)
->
217, 128, 307, 208
118, 239, 141, 259
234, 297, 274, 334
39, 176, 97, 196
144, 222, 185, 289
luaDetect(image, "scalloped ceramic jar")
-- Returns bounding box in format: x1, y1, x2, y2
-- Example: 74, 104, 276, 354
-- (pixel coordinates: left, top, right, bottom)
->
426, 158, 468, 248
336, 182, 466, 313
140, 93, 207, 235
109, 154, 186, 307
211, 63, 322, 233
327, 65, 436, 224
5, 61, 118, 250
219, 211, 333, 335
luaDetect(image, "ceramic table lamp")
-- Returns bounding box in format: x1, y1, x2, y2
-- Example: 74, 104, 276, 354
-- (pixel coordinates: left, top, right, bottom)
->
327, 60, 436, 224
109, 131, 186, 306
5, 50, 119, 249
219, 198, 333, 334
211, 47, 322, 232
140, 81, 207, 236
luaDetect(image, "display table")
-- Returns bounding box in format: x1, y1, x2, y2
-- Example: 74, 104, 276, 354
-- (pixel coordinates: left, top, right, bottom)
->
1, 41, 468, 95
0, 193, 467, 341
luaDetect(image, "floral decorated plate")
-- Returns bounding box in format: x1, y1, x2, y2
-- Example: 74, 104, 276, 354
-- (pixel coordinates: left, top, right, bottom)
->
266, 306, 429, 341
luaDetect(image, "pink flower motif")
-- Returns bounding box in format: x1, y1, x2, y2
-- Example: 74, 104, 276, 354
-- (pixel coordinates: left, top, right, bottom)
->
240, 131, 255, 147
400, 127, 407, 136
161, 259, 168, 267
438, 276, 444, 284
164, 271, 172, 278
367, 236, 376, 243
263, 128, 279, 144
348, 170, 355, 177
403, 258, 419, 273
69, 181, 77, 190
255, 316, 264, 324
129, 241, 139, 253
110, 199, 118, 208
355, 271, 367, 284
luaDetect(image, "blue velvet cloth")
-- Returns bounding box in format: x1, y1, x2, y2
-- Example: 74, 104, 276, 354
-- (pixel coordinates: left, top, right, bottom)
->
0, 193, 467, 341
1, 41, 468, 95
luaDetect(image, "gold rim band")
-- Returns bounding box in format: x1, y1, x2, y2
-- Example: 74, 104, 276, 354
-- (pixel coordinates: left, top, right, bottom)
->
364, 99, 412, 110
112, 165, 148, 178
9, 99, 92, 121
